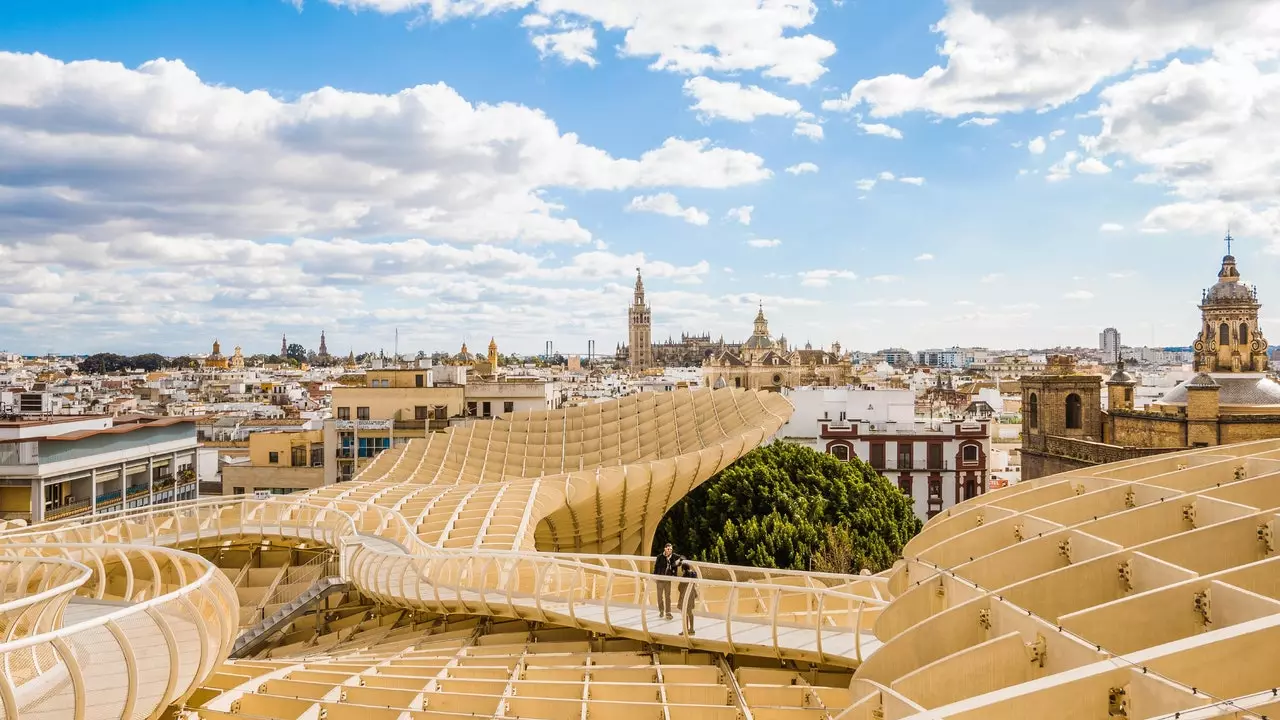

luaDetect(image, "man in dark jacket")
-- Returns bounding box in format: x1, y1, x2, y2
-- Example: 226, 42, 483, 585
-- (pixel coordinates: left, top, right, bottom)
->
677, 558, 699, 636
654, 542, 681, 620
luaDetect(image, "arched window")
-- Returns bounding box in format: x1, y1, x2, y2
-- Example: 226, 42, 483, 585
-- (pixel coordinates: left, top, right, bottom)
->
1065, 393, 1083, 429
1220, 323, 1230, 346
1240, 322, 1249, 345
962, 445, 979, 464
831, 444, 849, 461
1028, 393, 1039, 429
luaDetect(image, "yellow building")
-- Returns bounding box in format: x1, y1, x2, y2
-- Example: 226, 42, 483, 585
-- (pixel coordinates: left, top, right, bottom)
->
221, 429, 325, 496
1023, 238, 1280, 478
203, 339, 229, 369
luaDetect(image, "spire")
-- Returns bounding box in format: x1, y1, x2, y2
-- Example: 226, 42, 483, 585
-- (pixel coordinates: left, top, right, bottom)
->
280, 334, 287, 357
633, 267, 646, 305
318, 330, 329, 357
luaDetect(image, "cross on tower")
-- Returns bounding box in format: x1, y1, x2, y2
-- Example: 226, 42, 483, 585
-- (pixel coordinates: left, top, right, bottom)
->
1225, 229, 1234, 256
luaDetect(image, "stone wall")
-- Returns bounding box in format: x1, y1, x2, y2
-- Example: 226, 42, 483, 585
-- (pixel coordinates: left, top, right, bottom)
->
1108, 411, 1187, 448
1219, 415, 1280, 444
1022, 434, 1182, 480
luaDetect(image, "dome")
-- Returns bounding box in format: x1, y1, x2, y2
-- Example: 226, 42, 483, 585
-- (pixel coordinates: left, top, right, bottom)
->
1202, 254, 1258, 305
1157, 373, 1280, 408
1106, 368, 1135, 385
743, 334, 774, 350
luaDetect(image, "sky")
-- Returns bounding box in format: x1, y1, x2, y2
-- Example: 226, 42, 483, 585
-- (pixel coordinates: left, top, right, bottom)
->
0, 0, 1278, 357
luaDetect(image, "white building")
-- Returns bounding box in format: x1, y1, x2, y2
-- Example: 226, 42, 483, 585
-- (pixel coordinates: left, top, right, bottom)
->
1100, 327, 1121, 363
777, 387, 992, 521
0, 415, 199, 524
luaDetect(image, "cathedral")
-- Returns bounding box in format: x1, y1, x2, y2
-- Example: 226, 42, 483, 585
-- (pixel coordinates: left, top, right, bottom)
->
1023, 236, 1280, 479
702, 304, 854, 391
617, 270, 743, 370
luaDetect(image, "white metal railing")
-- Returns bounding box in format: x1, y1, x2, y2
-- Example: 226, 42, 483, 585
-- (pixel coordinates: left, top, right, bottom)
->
1, 495, 885, 668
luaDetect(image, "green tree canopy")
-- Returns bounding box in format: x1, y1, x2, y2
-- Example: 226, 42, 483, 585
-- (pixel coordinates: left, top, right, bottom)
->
654, 442, 920, 573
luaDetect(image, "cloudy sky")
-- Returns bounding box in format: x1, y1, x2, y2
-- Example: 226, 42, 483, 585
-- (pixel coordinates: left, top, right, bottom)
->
1, 1, 1278, 356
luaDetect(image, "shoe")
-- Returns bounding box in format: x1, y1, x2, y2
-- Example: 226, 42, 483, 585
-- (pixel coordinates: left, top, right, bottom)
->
664, 614, 673, 620
688, 630, 695, 636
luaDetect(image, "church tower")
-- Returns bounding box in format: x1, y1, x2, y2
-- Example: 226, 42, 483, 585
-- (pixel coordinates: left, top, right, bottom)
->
1193, 234, 1269, 373
488, 337, 499, 370
628, 269, 654, 371
280, 334, 287, 358
318, 330, 330, 359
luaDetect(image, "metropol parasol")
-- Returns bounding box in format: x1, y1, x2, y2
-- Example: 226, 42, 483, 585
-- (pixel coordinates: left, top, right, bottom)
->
0, 387, 1276, 720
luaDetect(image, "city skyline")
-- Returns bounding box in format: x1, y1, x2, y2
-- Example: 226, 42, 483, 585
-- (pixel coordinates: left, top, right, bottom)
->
1, 1, 1277, 353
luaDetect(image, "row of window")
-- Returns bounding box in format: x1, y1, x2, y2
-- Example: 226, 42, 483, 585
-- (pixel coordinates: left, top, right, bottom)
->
896, 476, 982, 502
829, 443, 979, 468
467, 401, 515, 417
335, 401, 516, 422
266, 446, 324, 467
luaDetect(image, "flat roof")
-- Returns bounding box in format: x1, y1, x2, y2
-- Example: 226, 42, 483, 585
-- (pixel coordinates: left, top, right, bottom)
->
41, 416, 197, 442
0, 414, 111, 428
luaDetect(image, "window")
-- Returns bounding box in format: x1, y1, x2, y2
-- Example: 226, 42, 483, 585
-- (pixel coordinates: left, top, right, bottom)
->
1124, 387, 1133, 403
1240, 323, 1249, 345
337, 407, 350, 420
897, 443, 913, 470
838, 411, 846, 421
233, 486, 245, 495
504, 401, 514, 414
290, 447, 306, 467
928, 478, 942, 499
415, 406, 430, 420
1065, 393, 1082, 429
356, 406, 370, 420
831, 445, 850, 461
927, 444, 943, 469
869, 443, 885, 470
898, 477, 912, 496
482, 401, 492, 417
734, 378, 742, 388
310, 447, 323, 467
964, 476, 979, 500
415, 374, 424, 388
467, 401, 478, 417
268, 451, 279, 464
270, 487, 295, 495
1027, 393, 1039, 429
962, 445, 979, 464
1220, 323, 1230, 346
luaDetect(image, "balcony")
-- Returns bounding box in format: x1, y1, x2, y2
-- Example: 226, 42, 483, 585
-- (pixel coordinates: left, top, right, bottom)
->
0, 441, 39, 467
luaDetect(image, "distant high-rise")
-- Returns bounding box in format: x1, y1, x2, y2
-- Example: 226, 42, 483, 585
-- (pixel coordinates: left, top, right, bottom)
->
1099, 327, 1121, 363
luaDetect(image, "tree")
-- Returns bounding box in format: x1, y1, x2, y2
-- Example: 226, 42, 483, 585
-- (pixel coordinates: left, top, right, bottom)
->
654, 443, 920, 573
286, 343, 308, 364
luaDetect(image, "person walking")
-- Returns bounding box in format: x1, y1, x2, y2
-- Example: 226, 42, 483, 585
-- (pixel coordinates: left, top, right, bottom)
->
654, 542, 680, 620
677, 558, 699, 636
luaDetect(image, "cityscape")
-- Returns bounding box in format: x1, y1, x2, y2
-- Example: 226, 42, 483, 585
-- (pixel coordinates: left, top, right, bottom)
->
1, 2, 1279, 720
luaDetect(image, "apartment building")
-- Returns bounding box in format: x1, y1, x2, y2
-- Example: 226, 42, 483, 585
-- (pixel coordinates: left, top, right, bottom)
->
777, 387, 991, 521
0, 415, 199, 523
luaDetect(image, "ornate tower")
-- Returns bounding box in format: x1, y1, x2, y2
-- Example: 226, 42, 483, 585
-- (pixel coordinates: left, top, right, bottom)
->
318, 331, 329, 358
1193, 234, 1269, 373
280, 334, 287, 358
628, 269, 653, 371
488, 337, 499, 370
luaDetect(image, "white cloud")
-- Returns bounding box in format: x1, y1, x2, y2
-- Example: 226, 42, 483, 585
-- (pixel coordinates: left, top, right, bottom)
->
959, 117, 999, 127
981, 273, 1004, 283
1049, 129, 1066, 140
0, 52, 770, 251
915, 253, 935, 261
747, 238, 783, 248
1028, 136, 1047, 155
794, 121, 825, 140
1077, 157, 1111, 175
853, 298, 928, 308
1063, 290, 1095, 300
878, 171, 897, 181
531, 26, 598, 66
323, 0, 839, 85
869, 274, 901, 283
856, 179, 878, 191
1100, 223, 1125, 232
899, 176, 926, 186
819, 0, 1280, 117
858, 121, 903, 139
1108, 270, 1135, 279
799, 269, 857, 287
1047, 151, 1080, 182
682, 76, 803, 122
725, 205, 754, 225
785, 162, 820, 175
626, 193, 710, 225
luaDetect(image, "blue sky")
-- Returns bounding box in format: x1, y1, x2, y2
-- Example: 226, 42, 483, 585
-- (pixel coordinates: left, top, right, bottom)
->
0, 0, 1276, 356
